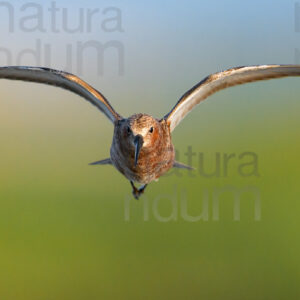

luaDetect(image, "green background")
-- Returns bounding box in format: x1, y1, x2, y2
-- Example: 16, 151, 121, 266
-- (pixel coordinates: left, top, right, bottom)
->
0, 0, 299, 299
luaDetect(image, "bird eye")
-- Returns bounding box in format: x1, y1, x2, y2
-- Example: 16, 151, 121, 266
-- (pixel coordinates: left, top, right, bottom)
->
149, 127, 154, 133
127, 126, 131, 134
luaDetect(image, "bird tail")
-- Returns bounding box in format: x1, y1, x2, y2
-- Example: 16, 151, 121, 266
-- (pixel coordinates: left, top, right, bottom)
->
89, 158, 112, 165
173, 161, 194, 170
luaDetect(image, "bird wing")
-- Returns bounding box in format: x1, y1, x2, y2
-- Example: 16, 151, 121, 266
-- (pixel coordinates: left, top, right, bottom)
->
163, 65, 300, 131
0, 66, 122, 123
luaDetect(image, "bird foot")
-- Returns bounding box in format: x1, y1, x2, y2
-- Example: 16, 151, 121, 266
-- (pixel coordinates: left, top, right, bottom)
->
130, 181, 147, 200
132, 189, 140, 200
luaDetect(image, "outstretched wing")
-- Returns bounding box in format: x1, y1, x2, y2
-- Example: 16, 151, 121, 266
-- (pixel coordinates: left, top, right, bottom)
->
0, 66, 122, 123
164, 65, 300, 131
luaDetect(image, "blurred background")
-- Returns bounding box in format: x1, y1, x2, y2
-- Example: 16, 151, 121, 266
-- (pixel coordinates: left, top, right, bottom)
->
0, 0, 299, 299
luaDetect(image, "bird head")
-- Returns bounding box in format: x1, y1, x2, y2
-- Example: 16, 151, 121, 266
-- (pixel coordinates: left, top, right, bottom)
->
117, 114, 160, 167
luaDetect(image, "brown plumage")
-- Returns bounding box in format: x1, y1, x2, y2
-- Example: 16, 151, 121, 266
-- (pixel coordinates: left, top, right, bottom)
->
1, 65, 300, 198
110, 114, 174, 183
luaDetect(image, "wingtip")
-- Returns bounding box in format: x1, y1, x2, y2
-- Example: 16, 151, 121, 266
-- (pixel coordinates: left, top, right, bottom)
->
89, 158, 112, 166
173, 161, 195, 170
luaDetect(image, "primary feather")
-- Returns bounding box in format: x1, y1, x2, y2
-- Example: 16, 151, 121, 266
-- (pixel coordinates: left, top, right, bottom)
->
0, 66, 121, 123
164, 65, 300, 131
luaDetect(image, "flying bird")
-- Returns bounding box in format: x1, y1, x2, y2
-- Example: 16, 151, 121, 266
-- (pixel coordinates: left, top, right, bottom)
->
0, 65, 300, 199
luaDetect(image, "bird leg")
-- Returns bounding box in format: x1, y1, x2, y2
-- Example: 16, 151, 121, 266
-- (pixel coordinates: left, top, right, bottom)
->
130, 181, 148, 199
138, 184, 147, 195
130, 181, 140, 199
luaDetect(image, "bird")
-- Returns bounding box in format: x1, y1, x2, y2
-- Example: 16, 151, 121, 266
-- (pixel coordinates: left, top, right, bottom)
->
0, 64, 300, 199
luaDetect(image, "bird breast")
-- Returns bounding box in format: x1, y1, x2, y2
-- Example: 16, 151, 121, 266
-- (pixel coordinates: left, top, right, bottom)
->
110, 123, 175, 184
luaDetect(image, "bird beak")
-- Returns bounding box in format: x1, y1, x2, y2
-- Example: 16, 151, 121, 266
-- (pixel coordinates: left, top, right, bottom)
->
134, 135, 143, 167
